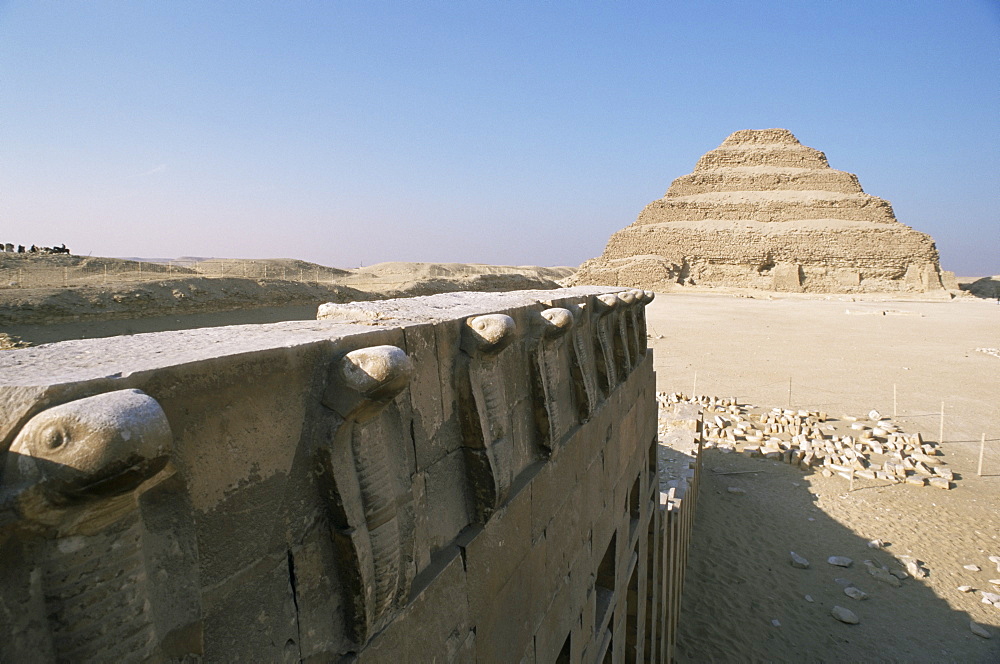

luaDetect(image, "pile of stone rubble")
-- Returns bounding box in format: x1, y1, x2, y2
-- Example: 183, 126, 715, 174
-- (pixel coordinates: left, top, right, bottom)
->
656, 392, 955, 489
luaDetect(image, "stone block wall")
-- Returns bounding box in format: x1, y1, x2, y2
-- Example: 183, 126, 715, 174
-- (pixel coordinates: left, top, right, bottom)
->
0, 287, 674, 663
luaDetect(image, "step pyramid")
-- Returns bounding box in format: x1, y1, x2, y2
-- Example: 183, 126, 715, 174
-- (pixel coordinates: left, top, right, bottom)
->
575, 129, 948, 292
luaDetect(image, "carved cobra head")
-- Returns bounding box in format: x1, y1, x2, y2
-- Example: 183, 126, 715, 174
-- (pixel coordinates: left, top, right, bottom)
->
463, 314, 516, 355
538, 308, 574, 339
2, 389, 172, 506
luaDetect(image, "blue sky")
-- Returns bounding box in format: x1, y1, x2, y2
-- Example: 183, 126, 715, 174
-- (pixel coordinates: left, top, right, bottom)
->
1, 1, 997, 273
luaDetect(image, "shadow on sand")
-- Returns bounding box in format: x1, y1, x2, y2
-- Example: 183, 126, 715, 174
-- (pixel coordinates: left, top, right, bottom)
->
675, 447, 999, 663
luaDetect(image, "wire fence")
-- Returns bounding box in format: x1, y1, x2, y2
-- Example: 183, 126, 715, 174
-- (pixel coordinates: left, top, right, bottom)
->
0, 259, 344, 289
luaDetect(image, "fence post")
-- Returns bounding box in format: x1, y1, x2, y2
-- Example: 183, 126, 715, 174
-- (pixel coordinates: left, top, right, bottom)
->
939, 402, 944, 444
979, 434, 986, 476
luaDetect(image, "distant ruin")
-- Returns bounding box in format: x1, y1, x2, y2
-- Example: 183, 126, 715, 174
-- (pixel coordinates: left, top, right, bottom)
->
575, 129, 953, 293
0, 243, 70, 254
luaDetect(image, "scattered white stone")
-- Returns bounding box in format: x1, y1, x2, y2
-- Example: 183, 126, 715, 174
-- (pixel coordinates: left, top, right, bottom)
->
844, 587, 868, 600
868, 410, 881, 421
981, 591, 1000, 606
831, 605, 859, 624
957, 585, 974, 593
990, 579, 1000, 586
726, 486, 746, 495
889, 569, 909, 580
804, 595, 814, 603
828, 556, 853, 568
790, 552, 810, 569
834, 577, 853, 587
771, 619, 781, 627
964, 564, 982, 572
970, 621, 992, 639
927, 477, 951, 490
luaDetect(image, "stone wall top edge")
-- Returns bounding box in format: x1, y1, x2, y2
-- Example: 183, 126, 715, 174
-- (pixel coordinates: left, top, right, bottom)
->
0, 287, 625, 387
316, 286, 623, 324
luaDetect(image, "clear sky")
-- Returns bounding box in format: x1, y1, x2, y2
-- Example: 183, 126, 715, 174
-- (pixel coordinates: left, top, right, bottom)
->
1, 1, 997, 274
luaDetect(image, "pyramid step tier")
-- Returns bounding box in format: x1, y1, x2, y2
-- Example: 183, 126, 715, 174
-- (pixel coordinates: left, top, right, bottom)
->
636, 193, 896, 225
667, 167, 863, 196
695, 144, 830, 171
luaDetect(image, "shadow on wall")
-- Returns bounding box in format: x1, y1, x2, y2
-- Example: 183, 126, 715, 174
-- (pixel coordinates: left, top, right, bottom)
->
676, 448, 999, 662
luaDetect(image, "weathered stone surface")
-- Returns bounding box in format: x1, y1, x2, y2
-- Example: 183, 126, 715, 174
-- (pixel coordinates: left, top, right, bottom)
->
844, 587, 869, 601
573, 129, 946, 293
828, 556, 853, 568
790, 551, 810, 569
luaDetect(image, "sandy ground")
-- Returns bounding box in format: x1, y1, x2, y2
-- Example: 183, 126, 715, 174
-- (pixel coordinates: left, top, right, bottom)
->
646, 292, 1000, 662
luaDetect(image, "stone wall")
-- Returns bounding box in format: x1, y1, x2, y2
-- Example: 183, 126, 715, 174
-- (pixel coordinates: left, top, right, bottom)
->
0, 287, 684, 662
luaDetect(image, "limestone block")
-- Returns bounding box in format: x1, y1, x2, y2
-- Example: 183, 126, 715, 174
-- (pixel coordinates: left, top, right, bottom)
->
417, 450, 473, 556
458, 480, 533, 623
357, 551, 470, 664
530, 443, 583, 542
402, 324, 451, 471
542, 476, 588, 584
773, 263, 804, 292
531, 572, 577, 664
286, 529, 349, 660
201, 555, 299, 662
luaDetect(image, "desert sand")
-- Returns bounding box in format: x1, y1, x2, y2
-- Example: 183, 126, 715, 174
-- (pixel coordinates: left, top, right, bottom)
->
646, 292, 999, 662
